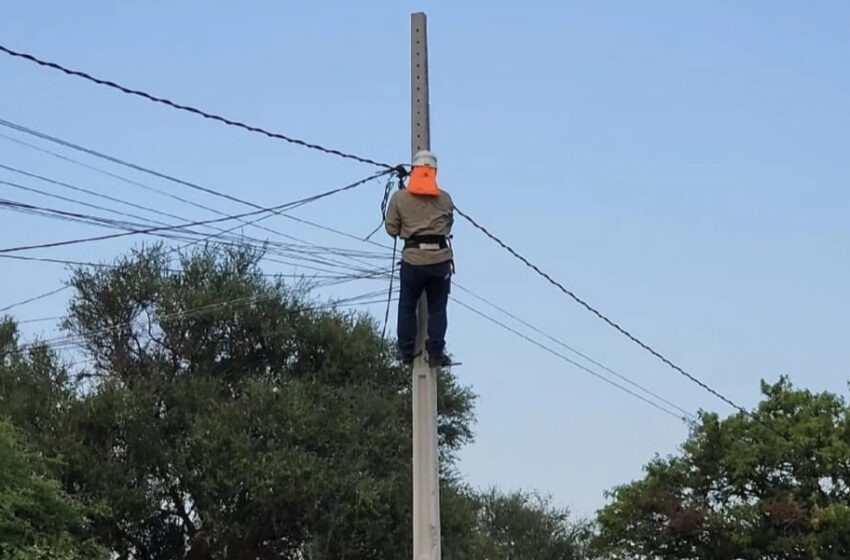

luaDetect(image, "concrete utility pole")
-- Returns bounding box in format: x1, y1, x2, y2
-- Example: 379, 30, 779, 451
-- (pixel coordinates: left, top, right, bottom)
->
411, 11, 441, 560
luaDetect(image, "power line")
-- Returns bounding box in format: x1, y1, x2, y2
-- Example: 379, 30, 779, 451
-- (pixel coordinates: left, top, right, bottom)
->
15, 315, 65, 325
0, 104, 711, 420
281, 212, 392, 250
5, 249, 687, 424
18, 293, 400, 329
0, 187, 388, 278
1, 191, 691, 422
0, 162, 192, 225
0, 181, 387, 273
0, 178, 180, 230
0, 45, 394, 169
452, 296, 692, 424
181, 175, 705, 421
0, 164, 350, 264
0, 126, 395, 266
380, 237, 398, 340
126, 168, 692, 422
0, 254, 115, 269
452, 283, 696, 421
27, 285, 399, 354
0, 197, 383, 276
0, 285, 70, 313
454, 206, 745, 415
0, 131, 291, 235
0, 128, 399, 324
5, 208, 681, 423
0, 197, 265, 256
0, 183, 395, 313
0, 193, 394, 277
0, 253, 388, 289
0, 168, 393, 255
3, 171, 702, 421
0, 51, 733, 414
8, 267, 394, 337
0, 254, 389, 285
0, 181, 396, 302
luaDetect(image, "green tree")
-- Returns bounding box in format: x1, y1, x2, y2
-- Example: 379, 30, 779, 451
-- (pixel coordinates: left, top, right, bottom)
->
595, 378, 850, 559
0, 419, 107, 560
473, 489, 592, 559
0, 320, 76, 454
2, 243, 592, 558
13, 243, 478, 559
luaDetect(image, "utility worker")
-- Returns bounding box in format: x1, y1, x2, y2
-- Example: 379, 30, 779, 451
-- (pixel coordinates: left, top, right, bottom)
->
385, 150, 453, 367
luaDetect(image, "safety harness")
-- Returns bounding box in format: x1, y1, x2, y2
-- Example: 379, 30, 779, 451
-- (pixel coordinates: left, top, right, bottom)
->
404, 234, 449, 251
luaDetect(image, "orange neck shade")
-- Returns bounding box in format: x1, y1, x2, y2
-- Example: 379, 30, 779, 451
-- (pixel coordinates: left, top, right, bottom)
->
407, 166, 439, 196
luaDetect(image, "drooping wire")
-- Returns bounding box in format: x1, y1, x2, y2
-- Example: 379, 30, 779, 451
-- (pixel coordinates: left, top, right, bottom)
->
6, 263, 687, 424
0, 253, 366, 282
0, 196, 393, 278
0, 108, 704, 420
0, 53, 739, 417
0, 169, 393, 255
28, 285, 399, 354
452, 282, 696, 421
0, 46, 395, 169
367, 169, 407, 339
8, 265, 394, 341
0, 178, 178, 230
381, 236, 398, 341
0, 285, 70, 313
364, 167, 408, 241
0, 132, 394, 267
0, 188, 391, 284
0, 164, 386, 264
455, 205, 745, 416
452, 296, 694, 425
6, 286, 397, 361
0, 120, 400, 269
196, 177, 698, 423
0, 125, 402, 289
1, 198, 694, 422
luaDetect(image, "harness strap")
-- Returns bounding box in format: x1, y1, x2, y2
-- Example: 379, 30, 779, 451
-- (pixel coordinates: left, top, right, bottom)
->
404, 234, 448, 250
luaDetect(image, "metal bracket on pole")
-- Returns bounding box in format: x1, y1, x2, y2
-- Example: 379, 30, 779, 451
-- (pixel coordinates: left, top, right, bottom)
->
411, 11, 441, 560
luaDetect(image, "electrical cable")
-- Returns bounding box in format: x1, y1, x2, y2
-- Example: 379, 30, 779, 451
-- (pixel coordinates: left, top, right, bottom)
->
455, 205, 745, 416
0, 121, 397, 265
0, 168, 393, 255
452, 283, 696, 421
452, 296, 693, 424
0, 45, 394, 169
0, 285, 70, 313
0, 134, 394, 281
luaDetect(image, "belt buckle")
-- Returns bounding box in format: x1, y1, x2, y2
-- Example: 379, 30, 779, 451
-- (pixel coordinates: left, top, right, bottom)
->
419, 243, 440, 251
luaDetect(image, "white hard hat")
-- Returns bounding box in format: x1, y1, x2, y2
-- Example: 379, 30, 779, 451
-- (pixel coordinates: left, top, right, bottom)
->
412, 149, 437, 168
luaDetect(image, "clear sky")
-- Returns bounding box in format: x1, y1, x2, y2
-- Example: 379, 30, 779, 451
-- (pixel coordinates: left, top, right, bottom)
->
2, 2, 850, 519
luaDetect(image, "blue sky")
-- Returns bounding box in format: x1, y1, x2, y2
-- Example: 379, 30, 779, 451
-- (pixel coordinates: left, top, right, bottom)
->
2, 2, 850, 518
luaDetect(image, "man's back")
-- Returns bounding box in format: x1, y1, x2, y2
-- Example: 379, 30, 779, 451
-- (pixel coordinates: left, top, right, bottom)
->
385, 189, 453, 265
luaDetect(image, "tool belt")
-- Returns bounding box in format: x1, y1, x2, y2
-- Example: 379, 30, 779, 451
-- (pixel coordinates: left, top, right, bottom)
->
404, 234, 448, 251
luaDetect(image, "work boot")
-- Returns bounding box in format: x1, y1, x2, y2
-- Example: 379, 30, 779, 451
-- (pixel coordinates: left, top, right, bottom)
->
427, 352, 453, 368
396, 349, 415, 366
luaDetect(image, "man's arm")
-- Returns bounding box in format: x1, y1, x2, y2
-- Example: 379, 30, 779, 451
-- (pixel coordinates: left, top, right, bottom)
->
385, 192, 402, 237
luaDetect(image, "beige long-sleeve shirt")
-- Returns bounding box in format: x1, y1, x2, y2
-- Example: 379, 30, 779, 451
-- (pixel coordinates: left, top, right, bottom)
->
385, 189, 454, 265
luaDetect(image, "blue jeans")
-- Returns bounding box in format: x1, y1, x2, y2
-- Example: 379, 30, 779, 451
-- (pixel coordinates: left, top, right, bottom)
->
397, 260, 451, 358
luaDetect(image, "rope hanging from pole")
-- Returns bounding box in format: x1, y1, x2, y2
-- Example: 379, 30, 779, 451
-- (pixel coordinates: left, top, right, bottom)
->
364, 166, 408, 241
381, 235, 398, 341
368, 167, 408, 340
